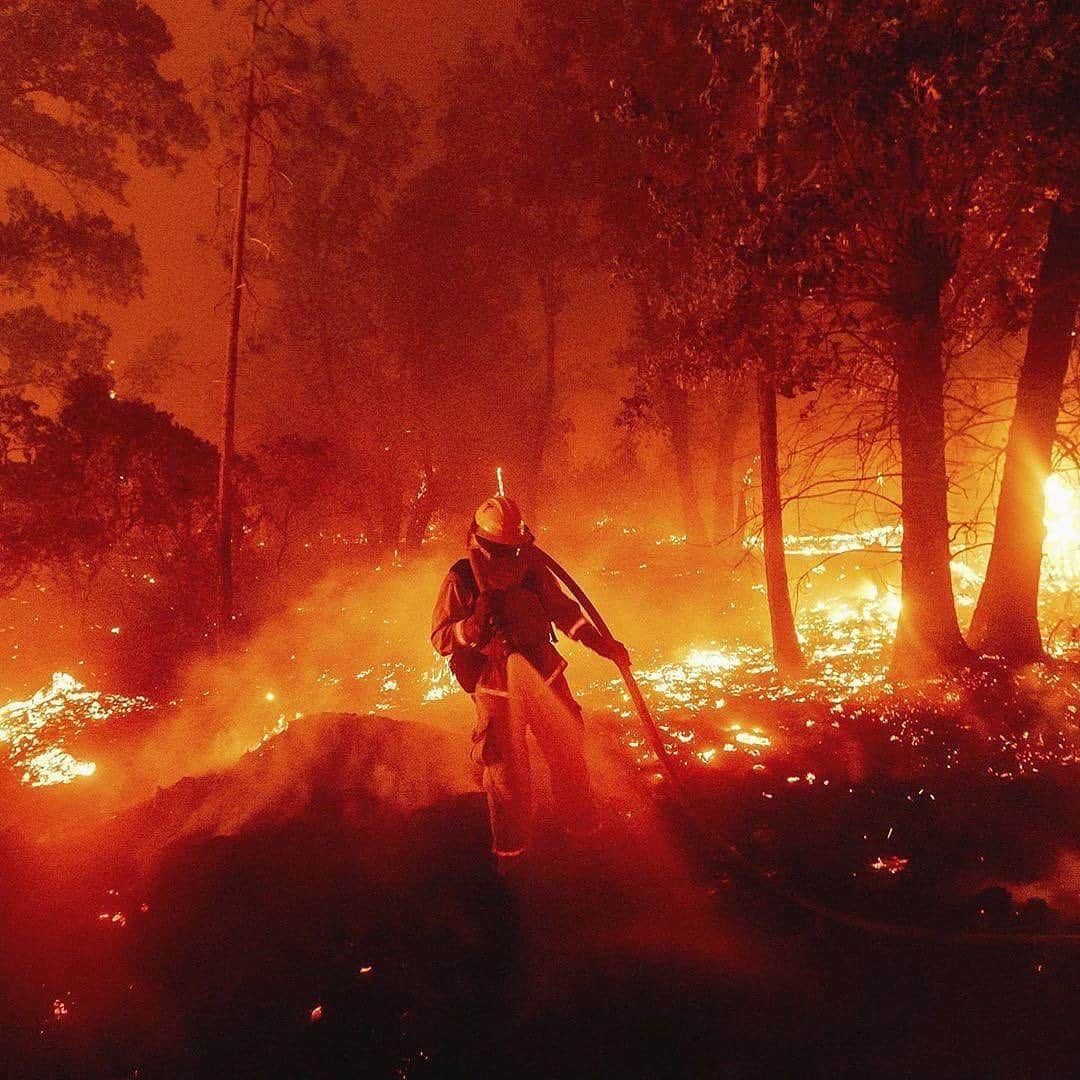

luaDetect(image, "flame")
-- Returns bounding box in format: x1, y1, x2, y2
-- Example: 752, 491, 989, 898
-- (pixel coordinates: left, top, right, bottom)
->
1044, 471, 1080, 588
870, 855, 909, 874
8, 469, 1078, 794
0, 672, 150, 787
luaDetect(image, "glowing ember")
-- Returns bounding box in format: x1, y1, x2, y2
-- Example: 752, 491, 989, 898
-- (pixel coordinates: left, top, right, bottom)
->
23, 747, 96, 786
0, 672, 151, 787
870, 855, 910, 875
746, 524, 902, 557
685, 648, 742, 673
421, 660, 457, 704
735, 731, 771, 748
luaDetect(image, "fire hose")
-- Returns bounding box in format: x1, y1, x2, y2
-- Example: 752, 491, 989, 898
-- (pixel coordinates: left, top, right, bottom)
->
537, 546, 1080, 947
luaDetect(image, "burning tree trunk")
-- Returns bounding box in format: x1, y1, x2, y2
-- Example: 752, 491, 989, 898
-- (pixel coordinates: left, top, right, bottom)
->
714, 388, 745, 561
757, 374, 805, 676
969, 202, 1080, 661
664, 382, 706, 543
217, 11, 259, 640
891, 223, 971, 676
524, 267, 563, 526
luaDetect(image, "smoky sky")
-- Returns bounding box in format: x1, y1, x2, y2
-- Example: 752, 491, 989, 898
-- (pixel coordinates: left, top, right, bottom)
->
98, 0, 522, 441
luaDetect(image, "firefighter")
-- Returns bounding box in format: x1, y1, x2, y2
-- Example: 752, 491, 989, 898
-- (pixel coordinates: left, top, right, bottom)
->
431, 495, 629, 870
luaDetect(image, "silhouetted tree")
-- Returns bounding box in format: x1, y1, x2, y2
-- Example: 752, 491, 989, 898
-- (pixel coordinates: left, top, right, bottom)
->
0, 0, 205, 392
209, 1, 415, 615
968, 0, 1080, 660
377, 160, 536, 545
520, 0, 809, 673
714, 0, 1067, 675
0, 376, 220, 667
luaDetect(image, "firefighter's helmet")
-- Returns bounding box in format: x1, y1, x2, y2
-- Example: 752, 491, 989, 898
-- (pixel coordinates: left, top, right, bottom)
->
473, 495, 532, 547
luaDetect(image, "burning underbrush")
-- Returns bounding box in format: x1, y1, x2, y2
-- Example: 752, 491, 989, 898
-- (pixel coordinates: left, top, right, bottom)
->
3, 524, 1079, 922
2, 515, 1080, 1074
591, 650, 1080, 933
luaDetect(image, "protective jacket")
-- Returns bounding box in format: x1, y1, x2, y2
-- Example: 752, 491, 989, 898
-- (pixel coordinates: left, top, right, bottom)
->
430, 543, 591, 699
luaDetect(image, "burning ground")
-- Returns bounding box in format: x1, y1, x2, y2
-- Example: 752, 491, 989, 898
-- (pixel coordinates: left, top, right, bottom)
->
2, 527, 1080, 1077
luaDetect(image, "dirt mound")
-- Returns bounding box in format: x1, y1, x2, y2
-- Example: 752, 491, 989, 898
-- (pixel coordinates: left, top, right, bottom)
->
97, 712, 475, 869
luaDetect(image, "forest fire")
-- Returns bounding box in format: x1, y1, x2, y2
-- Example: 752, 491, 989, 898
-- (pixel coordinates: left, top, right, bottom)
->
3, 0, 1079, 1076
3, 469, 1078, 792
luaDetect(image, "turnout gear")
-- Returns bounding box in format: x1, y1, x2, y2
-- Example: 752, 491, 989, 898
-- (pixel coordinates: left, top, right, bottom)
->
432, 534, 623, 857
460, 589, 505, 648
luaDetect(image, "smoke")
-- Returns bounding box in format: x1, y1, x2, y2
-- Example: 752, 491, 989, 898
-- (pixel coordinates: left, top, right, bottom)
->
87, 526, 704, 859
506, 650, 639, 810
3, 510, 771, 848
112, 514, 759, 802
1009, 848, 1080, 918
116, 555, 473, 796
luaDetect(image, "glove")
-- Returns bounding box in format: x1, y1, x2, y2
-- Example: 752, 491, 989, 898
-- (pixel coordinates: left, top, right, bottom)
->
577, 624, 631, 669
461, 590, 505, 645
600, 637, 631, 669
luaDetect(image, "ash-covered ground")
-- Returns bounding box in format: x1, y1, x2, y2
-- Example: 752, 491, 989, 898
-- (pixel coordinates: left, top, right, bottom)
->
3, 694, 1080, 1079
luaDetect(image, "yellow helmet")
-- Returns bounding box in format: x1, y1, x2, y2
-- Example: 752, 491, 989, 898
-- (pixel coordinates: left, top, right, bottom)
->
473, 495, 532, 547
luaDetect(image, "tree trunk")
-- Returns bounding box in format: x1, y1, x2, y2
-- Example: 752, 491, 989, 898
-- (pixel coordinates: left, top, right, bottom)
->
373, 474, 402, 565
714, 388, 745, 561
401, 348, 437, 560
217, 11, 258, 641
757, 374, 805, 676
891, 286, 972, 676
404, 453, 436, 556
752, 45, 802, 676
524, 269, 560, 526
665, 382, 706, 543
735, 469, 750, 549
969, 203, 1080, 661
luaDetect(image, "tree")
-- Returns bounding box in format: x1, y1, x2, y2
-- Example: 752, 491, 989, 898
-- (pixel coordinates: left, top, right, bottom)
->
516, 0, 810, 674
0, 376, 220, 670
437, 36, 600, 524
247, 435, 341, 573
376, 160, 537, 545
723, 0, 1048, 675
712, 378, 749, 561
968, 1, 1080, 660
0, 0, 205, 392
970, 203, 1080, 658
121, 328, 185, 398
215, 0, 260, 638
210, 1, 416, 606
618, 289, 708, 544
